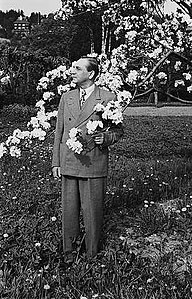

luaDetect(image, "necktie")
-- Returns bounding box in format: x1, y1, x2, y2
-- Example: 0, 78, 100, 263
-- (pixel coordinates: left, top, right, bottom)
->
80, 89, 86, 108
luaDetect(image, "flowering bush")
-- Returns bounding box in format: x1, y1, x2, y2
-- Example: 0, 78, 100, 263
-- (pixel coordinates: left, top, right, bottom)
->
0, 104, 36, 122
57, 1, 192, 101
0, 54, 132, 158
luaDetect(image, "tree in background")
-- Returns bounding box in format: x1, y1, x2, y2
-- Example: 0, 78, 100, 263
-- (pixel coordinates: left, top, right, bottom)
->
56, 0, 192, 103
0, 12, 78, 107
0, 10, 20, 38
28, 14, 77, 60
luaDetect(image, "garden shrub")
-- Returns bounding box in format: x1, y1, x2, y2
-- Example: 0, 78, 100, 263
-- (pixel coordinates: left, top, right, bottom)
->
0, 104, 37, 123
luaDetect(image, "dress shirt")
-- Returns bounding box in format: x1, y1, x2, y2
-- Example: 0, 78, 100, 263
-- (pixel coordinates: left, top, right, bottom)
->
80, 84, 95, 103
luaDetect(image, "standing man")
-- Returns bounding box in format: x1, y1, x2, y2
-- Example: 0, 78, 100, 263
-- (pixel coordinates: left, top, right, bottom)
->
52, 56, 123, 260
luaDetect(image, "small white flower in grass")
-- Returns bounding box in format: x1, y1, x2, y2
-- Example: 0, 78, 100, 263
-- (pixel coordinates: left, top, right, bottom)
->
0, 143, 7, 158
183, 73, 191, 81
3, 233, 8, 238
51, 216, 57, 222
174, 61, 182, 71
44, 284, 50, 290
35, 242, 41, 247
187, 85, 192, 93
144, 204, 149, 208
119, 236, 126, 241
174, 80, 185, 88
182, 207, 187, 212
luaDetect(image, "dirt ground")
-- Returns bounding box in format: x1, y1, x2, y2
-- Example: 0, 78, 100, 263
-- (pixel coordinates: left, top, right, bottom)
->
124, 106, 192, 116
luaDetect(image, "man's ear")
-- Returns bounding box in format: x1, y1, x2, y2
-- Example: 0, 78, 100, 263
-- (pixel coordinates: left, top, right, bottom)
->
89, 70, 95, 80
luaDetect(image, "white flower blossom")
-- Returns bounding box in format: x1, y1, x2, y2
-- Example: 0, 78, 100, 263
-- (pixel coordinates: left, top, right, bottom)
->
183, 73, 191, 81
66, 138, 83, 154
174, 79, 185, 88
187, 85, 192, 93
43, 91, 55, 101
156, 72, 167, 81
0, 75, 10, 85
117, 90, 132, 105
125, 30, 137, 42
46, 111, 58, 119
148, 47, 162, 59
57, 84, 71, 95
86, 120, 103, 134
37, 77, 49, 90
174, 61, 182, 71
6, 136, 21, 146
9, 146, 21, 157
28, 117, 39, 128
31, 128, 46, 140
94, 103, 105, 112
69, 128, 81, 139
126, 70, 138, 84
35, 100, 45, 108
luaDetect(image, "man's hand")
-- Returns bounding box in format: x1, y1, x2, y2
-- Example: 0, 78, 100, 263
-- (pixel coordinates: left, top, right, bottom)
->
93, 133, 104, 145
52, 166, 61, 179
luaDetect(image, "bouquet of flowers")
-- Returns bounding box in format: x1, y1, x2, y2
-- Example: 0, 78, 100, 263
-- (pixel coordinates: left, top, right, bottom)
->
66, 99, 124, 154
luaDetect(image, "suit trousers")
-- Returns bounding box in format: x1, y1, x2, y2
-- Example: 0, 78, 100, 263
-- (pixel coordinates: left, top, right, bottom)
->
61, 175, 107, 257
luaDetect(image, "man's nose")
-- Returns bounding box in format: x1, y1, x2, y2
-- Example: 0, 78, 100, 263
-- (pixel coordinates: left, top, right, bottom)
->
70, 67, 76, 75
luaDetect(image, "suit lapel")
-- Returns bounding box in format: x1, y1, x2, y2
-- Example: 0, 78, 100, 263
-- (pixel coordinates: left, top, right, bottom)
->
65, 89, 80, 120
74, 85, 103, 127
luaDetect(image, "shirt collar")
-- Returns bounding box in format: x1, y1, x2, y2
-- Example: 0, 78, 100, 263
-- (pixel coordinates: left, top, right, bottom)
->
80, 84, 95, 98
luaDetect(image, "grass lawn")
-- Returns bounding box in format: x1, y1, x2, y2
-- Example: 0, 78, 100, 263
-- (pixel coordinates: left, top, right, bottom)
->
1, 115, 192, 298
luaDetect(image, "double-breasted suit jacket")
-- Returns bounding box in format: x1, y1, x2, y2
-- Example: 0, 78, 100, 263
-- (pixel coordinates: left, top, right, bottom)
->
52, 85, 123, 177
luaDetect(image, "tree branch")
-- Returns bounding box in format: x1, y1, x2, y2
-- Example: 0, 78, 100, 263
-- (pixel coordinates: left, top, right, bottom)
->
138, 50, 172, 87
154, 86, 192, 104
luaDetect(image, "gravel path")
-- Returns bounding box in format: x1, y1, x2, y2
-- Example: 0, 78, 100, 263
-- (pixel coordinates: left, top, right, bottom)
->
124, 106, 192, 116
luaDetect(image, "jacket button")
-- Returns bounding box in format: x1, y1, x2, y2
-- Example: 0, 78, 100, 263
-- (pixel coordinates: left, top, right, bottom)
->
69, 118, 71, 121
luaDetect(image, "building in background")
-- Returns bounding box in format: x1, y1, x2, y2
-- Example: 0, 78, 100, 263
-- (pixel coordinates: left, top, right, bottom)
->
13, 16, 30, 36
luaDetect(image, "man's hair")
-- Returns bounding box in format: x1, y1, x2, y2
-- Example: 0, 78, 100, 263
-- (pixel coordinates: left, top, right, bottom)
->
81, 56, 99, 80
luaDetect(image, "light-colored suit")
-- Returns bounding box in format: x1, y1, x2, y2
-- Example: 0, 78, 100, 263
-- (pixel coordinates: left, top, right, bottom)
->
52, 85, 123, 256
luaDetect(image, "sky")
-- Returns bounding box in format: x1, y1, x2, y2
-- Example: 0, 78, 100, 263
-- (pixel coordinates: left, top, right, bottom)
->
0, 0, 61, 15
0, 0, 178, 16
164, 0, 178, 14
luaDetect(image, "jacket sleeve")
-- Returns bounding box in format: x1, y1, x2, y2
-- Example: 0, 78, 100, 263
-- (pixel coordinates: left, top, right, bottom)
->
102, 123, 124, 147
51, 94, 65, 167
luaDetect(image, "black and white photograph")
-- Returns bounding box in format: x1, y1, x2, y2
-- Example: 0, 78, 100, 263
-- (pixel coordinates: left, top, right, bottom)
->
1, 0, 192, 298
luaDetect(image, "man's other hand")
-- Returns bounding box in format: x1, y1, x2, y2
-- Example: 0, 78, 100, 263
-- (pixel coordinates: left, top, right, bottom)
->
52, 166, 61, 179
93, 133, 104, 145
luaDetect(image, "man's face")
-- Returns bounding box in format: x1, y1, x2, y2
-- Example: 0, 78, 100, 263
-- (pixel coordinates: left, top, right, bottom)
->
70, 58, 92, 86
